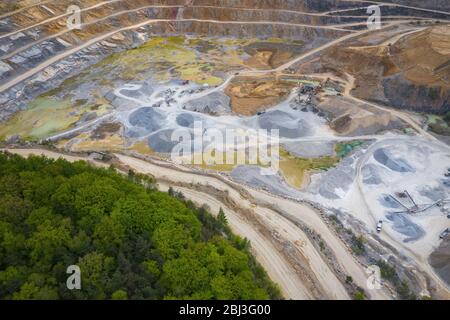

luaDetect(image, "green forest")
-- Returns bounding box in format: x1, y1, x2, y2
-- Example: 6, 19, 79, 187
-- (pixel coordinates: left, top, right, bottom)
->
0, 152, 281, 300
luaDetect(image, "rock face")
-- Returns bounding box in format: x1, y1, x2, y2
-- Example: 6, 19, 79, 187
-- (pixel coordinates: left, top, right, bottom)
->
382, 75, 450, 114
0, 0, 448, 124
386, 0, 450, 11
283, 141, 335, 158
305, 25, 450, 114
258, 110, 311, 138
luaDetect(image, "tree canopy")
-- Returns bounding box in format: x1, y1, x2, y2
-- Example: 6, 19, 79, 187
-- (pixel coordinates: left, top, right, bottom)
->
0, 152, 281, 300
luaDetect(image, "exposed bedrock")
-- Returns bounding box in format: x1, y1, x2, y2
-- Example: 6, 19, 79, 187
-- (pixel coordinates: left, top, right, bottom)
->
0, 0, 382, 33
230, 165, 300, 198
176, 20, 346, 41
0, 0, 363, 50
0, 29, 144, 122
185, 7, 365, 25
374, 0, 450, 12
0, 14, 346, 80
383, 75, 450, 114
309, 25, 450, 115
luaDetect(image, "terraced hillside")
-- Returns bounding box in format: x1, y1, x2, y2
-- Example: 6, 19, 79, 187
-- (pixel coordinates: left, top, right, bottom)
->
0, 0, 450, 301
0, 0, 448, 119
299, 25, 450, 113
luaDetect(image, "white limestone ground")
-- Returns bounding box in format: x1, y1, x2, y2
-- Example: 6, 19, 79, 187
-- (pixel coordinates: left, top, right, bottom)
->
115, 80, 450, 256
110, 81, 335, 154
306, 137, 450, 261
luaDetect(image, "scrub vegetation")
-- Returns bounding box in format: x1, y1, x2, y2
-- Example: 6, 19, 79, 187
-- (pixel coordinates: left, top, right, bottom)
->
0, 153, 281, 300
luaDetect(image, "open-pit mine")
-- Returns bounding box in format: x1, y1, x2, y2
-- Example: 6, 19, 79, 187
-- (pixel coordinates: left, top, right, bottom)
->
0, 0, 449, 300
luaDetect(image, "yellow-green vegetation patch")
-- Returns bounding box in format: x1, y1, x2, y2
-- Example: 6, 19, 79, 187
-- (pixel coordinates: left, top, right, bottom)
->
427, 113, 450, 136
166, 35, 186, 45
178, 150, 237, 172
279, 141, 365, 189
0, 97, 111, 140
279, 148, 339, 189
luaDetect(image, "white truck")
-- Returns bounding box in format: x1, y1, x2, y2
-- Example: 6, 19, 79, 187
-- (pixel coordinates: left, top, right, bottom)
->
376, 220, 383, 233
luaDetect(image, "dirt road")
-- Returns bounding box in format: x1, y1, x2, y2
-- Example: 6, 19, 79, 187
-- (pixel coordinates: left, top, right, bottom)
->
341, 0, 450, 16
353, 137, 450, 297
1, 10, 415, 94
158, 183, 313, 299
113, 153, 352, 299
4, 148, 390, 299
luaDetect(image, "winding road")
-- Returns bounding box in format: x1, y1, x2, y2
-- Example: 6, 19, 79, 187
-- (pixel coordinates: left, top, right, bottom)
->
1, 0, 449, 300
3, 147, 392, 300
353, 137, 450, 297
